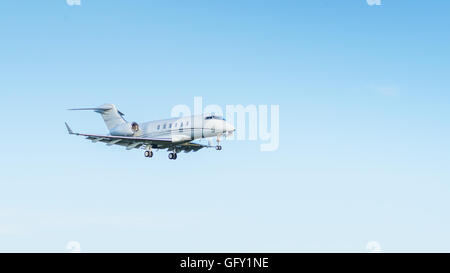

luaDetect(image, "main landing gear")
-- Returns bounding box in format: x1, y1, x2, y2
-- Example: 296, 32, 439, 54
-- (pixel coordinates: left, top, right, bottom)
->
168, 152, 177, 160
144, 150, 153, 158
144, 146, 153, 158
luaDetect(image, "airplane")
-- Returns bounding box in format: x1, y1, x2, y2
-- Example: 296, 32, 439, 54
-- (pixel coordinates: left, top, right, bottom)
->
65, 103, 235, 160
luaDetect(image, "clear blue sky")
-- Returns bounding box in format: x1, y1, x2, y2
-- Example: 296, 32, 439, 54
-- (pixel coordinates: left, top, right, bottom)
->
0, 0, 449, 252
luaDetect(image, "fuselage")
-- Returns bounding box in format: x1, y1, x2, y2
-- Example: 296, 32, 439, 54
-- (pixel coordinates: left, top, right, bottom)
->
111, 114, 235, 143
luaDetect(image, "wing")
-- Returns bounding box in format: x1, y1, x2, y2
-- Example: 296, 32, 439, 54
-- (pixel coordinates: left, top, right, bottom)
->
174, 141, 211, 153
65, 122, 210, 152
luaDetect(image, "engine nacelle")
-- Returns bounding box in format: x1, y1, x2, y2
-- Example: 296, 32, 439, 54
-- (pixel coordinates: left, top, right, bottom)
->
110, 122, 139, 136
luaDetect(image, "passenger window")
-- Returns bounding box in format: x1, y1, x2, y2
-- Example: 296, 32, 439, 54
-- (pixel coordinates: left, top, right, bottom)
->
174, 123, 177, 128
163, 124, 166, 129
186, 121, 189, 126
169, 123, 172, 129
157, 125, 160, 130
180, 122, 183, 127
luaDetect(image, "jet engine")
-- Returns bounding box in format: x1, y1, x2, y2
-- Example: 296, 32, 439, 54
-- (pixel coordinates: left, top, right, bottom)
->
110, 122, 140, 136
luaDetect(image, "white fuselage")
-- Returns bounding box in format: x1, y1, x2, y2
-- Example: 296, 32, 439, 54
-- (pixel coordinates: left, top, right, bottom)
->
111, 114, 235, 143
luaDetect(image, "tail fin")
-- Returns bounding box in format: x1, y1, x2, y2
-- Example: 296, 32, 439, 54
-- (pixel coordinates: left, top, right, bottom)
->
69, 103, 126, 131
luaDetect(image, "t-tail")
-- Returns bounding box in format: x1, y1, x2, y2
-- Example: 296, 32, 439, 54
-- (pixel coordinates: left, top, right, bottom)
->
68, 103, 126, 132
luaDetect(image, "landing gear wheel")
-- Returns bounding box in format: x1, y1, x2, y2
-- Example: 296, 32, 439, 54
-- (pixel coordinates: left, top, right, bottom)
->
168, 153, 177, 160
216, 145, 222, 151
145, 151, 153, 158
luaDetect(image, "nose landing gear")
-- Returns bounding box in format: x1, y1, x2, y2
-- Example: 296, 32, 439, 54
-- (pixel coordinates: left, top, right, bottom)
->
215, 135, 223, 151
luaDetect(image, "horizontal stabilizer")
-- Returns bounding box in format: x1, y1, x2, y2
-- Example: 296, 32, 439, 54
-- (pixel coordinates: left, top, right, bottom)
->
68, 106, 125, 116
68, 107, 112, 112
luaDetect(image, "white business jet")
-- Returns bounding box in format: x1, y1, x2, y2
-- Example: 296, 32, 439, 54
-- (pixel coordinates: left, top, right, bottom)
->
65, 103, 235, 160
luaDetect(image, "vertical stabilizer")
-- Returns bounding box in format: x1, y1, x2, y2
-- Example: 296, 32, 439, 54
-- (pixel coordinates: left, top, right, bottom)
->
68, 103, 126, 132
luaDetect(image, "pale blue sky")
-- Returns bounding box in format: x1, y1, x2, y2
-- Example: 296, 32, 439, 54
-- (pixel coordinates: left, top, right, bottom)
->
0, 0, 449, 252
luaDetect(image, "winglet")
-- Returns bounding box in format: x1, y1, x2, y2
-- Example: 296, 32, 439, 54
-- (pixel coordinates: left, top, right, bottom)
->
65, 122, 74, 135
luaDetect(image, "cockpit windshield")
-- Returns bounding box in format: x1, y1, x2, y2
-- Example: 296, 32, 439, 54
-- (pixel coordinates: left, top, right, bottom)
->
205, 115, 225, 121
